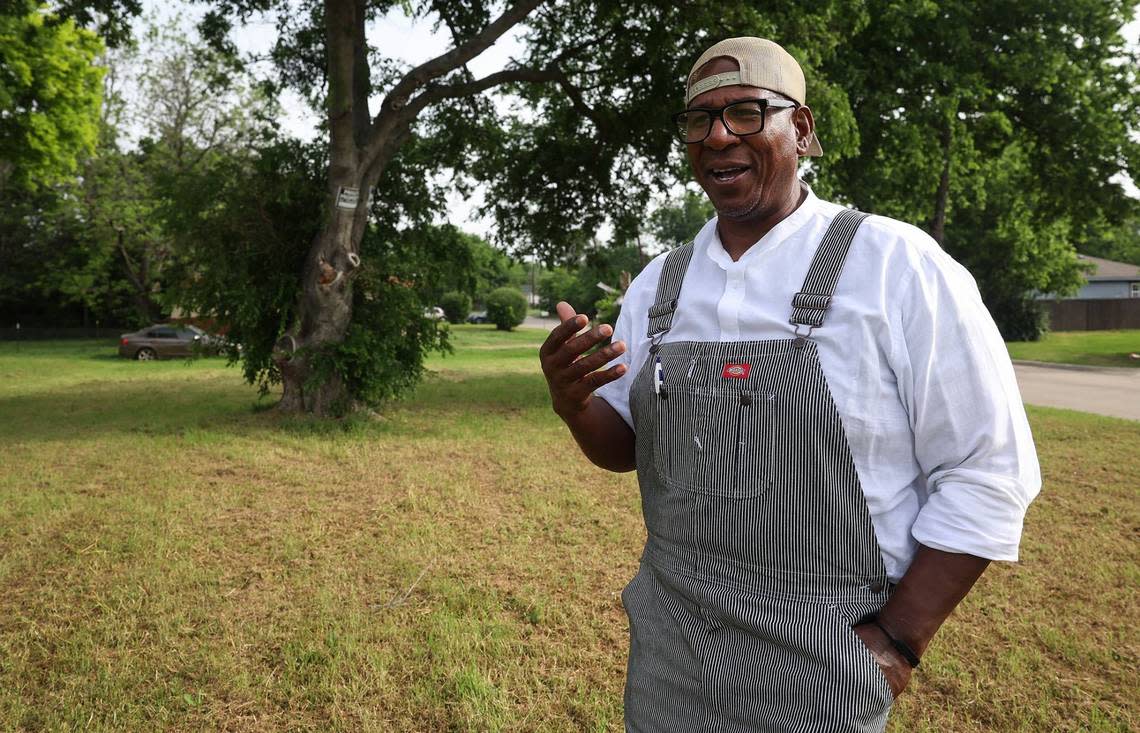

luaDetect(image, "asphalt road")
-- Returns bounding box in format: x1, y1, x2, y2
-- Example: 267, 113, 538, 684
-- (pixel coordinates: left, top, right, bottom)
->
1013, 361, 1140, 421
522, 318, 1139, 421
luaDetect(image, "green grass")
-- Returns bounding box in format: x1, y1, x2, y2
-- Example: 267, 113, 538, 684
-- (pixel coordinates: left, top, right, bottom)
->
1006, 329, 1140, 368
0, 327, 1137, 731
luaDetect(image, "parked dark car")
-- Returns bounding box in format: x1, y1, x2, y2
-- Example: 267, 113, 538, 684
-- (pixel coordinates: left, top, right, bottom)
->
118, 324, 217, 360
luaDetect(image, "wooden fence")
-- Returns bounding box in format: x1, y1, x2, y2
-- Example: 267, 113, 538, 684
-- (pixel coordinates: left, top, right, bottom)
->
1042, 299, 1140, 331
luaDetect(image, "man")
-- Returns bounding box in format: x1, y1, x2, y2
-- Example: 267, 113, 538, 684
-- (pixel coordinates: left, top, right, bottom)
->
539, 37, 1040, 732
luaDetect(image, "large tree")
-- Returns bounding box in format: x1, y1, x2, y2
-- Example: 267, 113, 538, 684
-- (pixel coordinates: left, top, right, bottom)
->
188, 0, 865, 415
819, 0, 1140, 338
0, 1, 104, 191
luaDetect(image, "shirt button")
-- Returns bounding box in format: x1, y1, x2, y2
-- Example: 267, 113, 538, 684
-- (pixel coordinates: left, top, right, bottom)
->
868, 582, 885, 594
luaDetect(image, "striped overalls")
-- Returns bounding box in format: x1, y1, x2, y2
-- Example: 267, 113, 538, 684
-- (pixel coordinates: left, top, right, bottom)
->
623, 210, 895, 732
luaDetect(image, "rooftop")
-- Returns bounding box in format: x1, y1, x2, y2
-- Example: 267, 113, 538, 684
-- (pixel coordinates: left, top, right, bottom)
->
1078, 254, 1140, 281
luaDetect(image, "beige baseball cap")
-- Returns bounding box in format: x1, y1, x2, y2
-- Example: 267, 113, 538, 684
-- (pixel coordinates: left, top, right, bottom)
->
685, 37, 823, 156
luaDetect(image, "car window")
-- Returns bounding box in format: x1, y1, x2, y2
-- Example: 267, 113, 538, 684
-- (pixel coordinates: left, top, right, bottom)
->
153, 328, 179, 339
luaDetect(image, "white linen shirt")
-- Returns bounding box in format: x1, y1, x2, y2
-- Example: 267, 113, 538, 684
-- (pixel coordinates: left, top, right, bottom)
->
596, 186, 1041, 582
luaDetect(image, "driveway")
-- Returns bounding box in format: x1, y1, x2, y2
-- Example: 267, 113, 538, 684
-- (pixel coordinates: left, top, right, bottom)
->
1013, 361, 1140, 421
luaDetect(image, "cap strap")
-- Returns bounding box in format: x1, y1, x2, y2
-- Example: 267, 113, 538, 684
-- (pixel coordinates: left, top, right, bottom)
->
686, 71, 743, 104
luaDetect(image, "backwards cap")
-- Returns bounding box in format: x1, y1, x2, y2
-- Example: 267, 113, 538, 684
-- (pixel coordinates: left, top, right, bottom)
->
685, 37, 823, 156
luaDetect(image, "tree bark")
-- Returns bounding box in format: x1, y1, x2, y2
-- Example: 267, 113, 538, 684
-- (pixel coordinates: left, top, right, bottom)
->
929, 118, 952, 245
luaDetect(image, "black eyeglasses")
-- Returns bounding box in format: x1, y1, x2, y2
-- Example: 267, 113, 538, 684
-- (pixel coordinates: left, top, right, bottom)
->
671, 98, 799, 144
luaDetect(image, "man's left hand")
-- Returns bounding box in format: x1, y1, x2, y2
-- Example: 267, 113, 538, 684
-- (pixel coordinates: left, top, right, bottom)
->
853, 623, 913, 699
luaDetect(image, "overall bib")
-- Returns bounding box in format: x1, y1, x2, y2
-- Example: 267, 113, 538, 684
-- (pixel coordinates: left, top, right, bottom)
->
623, 210, 895, 733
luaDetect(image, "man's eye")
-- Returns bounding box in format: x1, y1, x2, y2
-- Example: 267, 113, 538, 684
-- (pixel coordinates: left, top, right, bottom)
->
727, 107, 763, 121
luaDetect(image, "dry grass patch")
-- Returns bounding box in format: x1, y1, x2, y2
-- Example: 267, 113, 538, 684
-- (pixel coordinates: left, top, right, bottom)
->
0, 331, 1136, 731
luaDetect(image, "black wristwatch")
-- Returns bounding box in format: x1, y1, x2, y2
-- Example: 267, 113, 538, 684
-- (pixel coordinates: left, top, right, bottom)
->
854, 613, 921, 668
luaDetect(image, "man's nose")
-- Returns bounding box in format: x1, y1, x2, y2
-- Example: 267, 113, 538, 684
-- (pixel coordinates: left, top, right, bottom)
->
703, 116, 739, 150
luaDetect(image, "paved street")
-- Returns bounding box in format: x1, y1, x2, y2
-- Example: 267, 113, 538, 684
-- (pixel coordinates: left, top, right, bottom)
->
1013, 361, 1140, 421
523, 315, 560, 331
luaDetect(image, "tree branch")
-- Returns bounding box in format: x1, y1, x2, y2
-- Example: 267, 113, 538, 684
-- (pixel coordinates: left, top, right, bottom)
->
555, 74, 609, 134
378, 0, 545, 118
358, 64, 561, 179
405, 66, 562, 117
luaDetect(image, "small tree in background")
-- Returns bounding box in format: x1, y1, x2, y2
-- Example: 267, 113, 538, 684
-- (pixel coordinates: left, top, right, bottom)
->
486, 287, 527, 331
440, 291, 472, 324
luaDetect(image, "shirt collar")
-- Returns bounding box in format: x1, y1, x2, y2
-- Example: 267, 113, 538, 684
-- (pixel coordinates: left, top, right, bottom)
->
702, 182, 820, 270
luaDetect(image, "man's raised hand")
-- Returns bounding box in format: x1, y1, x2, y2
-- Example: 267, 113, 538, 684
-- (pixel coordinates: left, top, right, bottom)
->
540, 302, 627, 418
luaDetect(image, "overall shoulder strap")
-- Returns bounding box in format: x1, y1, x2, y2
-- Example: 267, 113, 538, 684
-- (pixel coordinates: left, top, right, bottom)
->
646, 242, 695, 339
789, 208, 870, 328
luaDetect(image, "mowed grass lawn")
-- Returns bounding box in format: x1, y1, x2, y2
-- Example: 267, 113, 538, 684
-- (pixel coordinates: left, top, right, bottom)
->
0, 329, 1136, 732
1006, 329, 1140, 368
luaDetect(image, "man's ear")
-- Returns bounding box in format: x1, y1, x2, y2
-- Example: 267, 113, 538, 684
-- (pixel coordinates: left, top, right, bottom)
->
793, 105, 816, 155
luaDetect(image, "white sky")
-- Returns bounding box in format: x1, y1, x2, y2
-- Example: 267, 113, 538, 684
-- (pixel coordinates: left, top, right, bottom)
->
138, 3, 1139, 236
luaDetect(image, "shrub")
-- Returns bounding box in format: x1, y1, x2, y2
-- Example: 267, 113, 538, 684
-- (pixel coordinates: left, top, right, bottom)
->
486, 287, 527, 331
536, 269, 578, 314
993, 296, 1049, 341
594, 292, 621, 329
440, 291, 472, 324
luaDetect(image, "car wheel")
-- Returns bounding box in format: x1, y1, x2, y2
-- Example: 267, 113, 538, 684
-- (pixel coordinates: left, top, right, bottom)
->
136, 347, 157, 361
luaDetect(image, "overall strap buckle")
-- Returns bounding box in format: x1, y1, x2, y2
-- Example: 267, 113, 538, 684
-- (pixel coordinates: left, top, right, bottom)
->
788, 208, 869, 334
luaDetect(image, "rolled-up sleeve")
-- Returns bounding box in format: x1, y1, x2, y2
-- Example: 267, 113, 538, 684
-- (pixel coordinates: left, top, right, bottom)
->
595, 299, 636, 429
892, 248, 1041, 561
595, 258, 659, 431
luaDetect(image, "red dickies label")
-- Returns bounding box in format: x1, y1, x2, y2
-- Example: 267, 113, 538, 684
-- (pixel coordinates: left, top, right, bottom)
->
722, 362, 751, 379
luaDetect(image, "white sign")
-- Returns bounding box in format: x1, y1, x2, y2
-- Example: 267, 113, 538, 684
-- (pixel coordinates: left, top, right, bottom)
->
336, 186, 361, 210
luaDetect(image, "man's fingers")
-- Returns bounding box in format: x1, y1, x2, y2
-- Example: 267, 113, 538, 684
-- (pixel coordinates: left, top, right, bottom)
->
562, 323, 612, 361
555, 301, 577, 323
540, 310, 587, 358
583, 363, 628, 392
559, 362, 626, 408
543, 320, 609, 368
564, 340, 626, 382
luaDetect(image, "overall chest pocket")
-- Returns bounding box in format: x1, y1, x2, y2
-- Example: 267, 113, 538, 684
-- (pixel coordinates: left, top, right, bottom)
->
654, 386, 776, 499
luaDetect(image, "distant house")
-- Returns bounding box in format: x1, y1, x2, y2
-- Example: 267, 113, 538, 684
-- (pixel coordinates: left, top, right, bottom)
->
1069, 255, 1140, 300
1038, 254, 1140, 331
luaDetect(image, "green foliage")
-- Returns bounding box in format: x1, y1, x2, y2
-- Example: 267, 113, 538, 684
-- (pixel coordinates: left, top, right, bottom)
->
0, 3, 104, 191
594, 292, 622, 329
649, 189, 715, 248
166, 135, 450, 407
307, 259, 451, 414
163, 136, 321, 391
820, 0, 1139, 340
485, 287, 527, 331
536, 245, 646, 318
440, 291, 472, 324
9, 0, 145, 48
433, 0, 867, 258
1081, 216, 1140, 266
535, 269, 578, 315
397, 223, 523, 306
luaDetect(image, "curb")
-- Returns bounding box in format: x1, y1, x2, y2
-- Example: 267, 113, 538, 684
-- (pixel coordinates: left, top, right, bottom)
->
1011, 359, 1140, 375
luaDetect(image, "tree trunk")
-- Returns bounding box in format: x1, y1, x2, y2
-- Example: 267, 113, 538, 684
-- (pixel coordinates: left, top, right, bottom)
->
274, 0, 368, 416
929, 118, 953, 245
